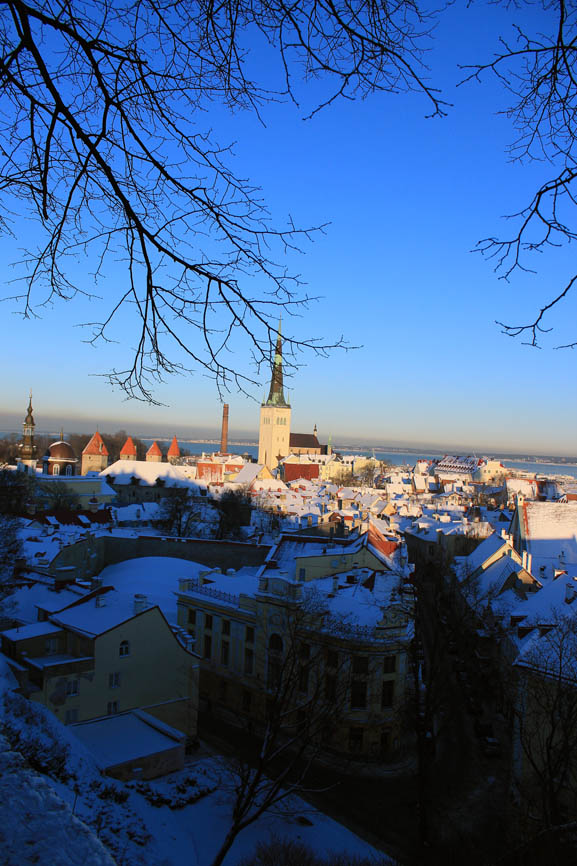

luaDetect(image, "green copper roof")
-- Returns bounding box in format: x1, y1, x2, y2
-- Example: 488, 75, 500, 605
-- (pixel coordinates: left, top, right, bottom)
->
265, 321, 290, 407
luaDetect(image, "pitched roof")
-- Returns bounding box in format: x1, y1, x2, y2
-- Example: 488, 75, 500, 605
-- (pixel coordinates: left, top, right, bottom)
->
365, 522, 399, 560
82, 431, 109, 456
290, 433, 321, 449
120, 436, 137, 456
147, 441, 162, 457
167, 435, 180, 457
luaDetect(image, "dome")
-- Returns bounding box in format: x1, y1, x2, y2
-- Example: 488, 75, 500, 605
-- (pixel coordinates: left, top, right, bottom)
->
48, 440, 76, 461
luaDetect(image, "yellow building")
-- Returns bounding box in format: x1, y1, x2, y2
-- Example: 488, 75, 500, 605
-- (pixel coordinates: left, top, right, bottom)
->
38, 474, 115, 508
1, 591, 199, 740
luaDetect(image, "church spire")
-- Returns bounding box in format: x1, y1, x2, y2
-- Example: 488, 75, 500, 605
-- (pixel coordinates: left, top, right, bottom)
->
265, 319, 289, 407
21, 391, 37, 466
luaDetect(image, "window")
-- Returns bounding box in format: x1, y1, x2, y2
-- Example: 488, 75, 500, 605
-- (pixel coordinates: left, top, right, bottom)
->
381, 680, 395, 708
222, 619, 230, 636
380, 729, 392, 755
242, 690, 252, 713
65, 709, 78, 724
221, 640, 229, 666
187, 609, 196, 626
204, 634, 212, 659
298, 567, 306, 581
65, 465, 72, 476
383, 655, 397, 674
53, 464, 60, 476
326, 649, 338, 669
119, 640, 130, 657
325, 674, 337, 702
45, 637, 58, 655
108, 672, 120, 689
269, 634, 283, 653
245, 626, 254, 643
348, 727, 364, 753
205, 613, 213, 630
352, 655, 369, 676
66, 679, 78, 697
244, 647, 254, 675
107, 701, 119, 715
350, 680, 367, 709
267, 634, 283, 690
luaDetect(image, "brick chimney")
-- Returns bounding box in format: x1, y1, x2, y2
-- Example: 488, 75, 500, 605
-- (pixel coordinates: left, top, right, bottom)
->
220, 403, 229, 455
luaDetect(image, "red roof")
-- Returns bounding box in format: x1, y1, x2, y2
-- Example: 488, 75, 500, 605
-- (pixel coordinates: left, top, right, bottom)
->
82, 431, 109, 456
120, 436, 137, 456
366, 522, 399, 558
283, 463, 320, 483
147, 441, 162, 457
167, 435, 180, 457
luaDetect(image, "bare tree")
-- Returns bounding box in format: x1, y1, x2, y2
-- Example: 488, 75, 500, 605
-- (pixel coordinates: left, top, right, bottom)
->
463, 1, 577, 347
0, 0, 443, 401
159, 489, 200, 537
211, 599, 348, 866
512, 615, 577, 829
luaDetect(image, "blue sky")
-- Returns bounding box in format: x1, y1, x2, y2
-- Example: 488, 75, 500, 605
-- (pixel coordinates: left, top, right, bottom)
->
1, 1, 576, 455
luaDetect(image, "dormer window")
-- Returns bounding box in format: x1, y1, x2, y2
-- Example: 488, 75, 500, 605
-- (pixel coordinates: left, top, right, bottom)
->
119, 640, 130, 657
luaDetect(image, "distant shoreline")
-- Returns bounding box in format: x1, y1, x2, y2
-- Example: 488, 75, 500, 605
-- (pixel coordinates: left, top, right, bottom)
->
1, 429, 576, 465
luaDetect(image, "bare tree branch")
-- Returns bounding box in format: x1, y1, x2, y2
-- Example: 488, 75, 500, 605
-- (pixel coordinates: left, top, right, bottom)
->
461, 0, 577, 346
0, 0, 443, 399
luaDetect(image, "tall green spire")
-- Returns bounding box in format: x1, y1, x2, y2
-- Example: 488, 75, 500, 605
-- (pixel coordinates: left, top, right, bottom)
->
265, 318, 290, 407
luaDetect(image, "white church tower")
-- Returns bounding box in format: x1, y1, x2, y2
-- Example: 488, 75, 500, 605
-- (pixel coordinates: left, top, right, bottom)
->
258, 322, 291, 470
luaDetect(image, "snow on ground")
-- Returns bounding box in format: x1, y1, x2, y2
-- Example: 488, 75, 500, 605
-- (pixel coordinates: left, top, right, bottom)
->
0, 658, 395, 865
125, 756, 397, 866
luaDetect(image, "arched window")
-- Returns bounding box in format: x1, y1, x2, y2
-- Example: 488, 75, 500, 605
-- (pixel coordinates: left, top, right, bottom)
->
52, 464, 60, 476
269, 634, 283, 653
267, 633, 283, 689
119, 640, 130, 657
65, 465, 72, 476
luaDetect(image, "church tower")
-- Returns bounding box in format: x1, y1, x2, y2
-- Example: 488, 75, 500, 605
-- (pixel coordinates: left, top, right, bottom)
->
258, 322, 291, 469
20, 392, 37, 472
81, 431, 109, 475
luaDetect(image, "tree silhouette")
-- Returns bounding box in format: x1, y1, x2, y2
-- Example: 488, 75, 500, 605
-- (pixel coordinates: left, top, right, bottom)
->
0, 0, 442, 401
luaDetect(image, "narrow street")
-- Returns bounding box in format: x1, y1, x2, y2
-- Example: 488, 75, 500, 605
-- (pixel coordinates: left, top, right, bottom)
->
415, 565, 512, 865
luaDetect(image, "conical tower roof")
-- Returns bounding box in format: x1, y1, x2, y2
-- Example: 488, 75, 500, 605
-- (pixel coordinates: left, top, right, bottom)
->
167, 435, 180, 458
147, 441, 162, 457
120, 436, 137, 457
82, 431, 109, 456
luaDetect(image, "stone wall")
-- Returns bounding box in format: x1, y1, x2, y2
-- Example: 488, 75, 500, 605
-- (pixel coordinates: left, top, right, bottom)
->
50, 534, 271, 581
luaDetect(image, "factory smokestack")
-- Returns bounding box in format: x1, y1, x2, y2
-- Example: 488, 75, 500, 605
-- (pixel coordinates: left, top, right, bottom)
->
220, 403, 229, 455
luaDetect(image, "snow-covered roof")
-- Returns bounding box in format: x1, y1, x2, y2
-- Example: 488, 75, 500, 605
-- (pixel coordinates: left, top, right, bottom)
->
2, 621, 63, 641
231, 464, 265, 486
71, 711, 184, 768
101, 459, 196, 487
93, 556, 207, 623
521, 502, 577, 579
461, 531, 509, 574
